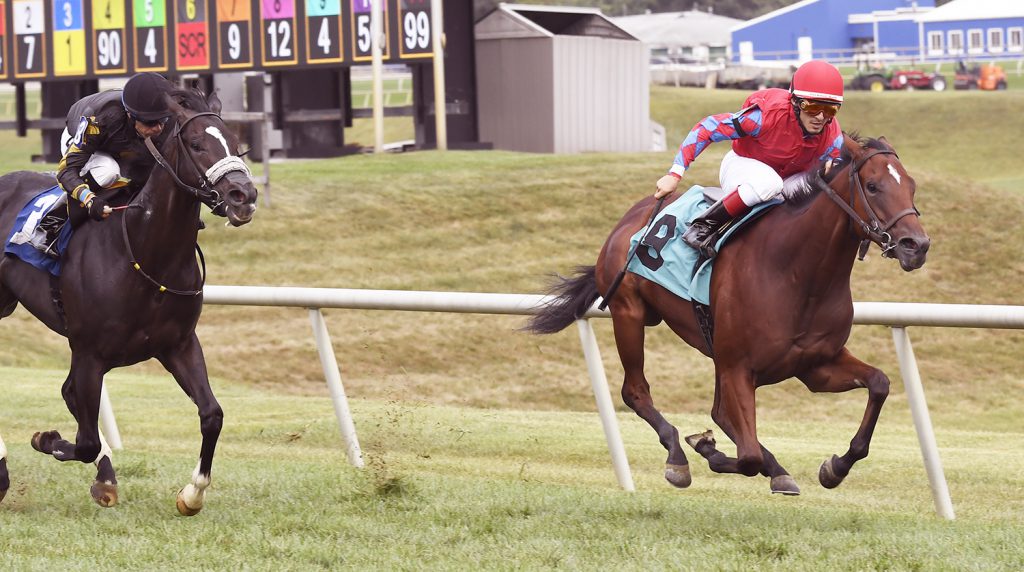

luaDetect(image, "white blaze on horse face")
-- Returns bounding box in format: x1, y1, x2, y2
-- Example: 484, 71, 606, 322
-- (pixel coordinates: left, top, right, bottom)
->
205, 126, 232, 156
888, 164, 902, 185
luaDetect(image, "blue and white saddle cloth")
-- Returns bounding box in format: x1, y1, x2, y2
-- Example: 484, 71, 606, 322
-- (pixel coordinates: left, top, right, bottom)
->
625, 185, 780, 305
5, 186, 73, 276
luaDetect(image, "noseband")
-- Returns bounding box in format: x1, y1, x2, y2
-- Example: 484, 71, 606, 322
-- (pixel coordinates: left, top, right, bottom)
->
143, 111, 252, 216
816, 148, 921, 259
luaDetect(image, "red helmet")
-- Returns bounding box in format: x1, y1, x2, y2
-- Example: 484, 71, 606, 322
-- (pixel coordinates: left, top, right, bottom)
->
790, 60, 844, 104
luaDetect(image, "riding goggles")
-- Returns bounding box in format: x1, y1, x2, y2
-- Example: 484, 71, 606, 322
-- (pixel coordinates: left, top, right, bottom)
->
797, 99, 841, 118
130, 113, 170, 128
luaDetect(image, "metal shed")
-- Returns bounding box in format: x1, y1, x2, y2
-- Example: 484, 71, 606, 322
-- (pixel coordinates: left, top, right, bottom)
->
475, 4, 650, 154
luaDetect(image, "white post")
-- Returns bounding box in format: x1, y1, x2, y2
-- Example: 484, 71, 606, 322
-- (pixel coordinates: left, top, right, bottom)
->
309, 309, 365, 467
431, 0, 447, 150
891, 327, 955, 520
575, 319, 635, 492
371, 0, 385, 153
98, 383, 122, 450
873, 20, 880, 62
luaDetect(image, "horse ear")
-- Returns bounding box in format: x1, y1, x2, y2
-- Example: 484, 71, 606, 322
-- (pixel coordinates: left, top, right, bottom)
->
207, 90, 223, 114
877, 135, 893, 150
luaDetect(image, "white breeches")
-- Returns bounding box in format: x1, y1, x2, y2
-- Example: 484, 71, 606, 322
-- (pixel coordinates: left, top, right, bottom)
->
60, 128, 121, 189
719, 150, 785, 207
0, 432, 6, 460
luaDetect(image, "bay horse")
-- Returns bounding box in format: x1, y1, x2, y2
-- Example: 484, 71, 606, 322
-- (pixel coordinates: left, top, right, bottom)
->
0, 88, 257, 514
528, 135, 929, 495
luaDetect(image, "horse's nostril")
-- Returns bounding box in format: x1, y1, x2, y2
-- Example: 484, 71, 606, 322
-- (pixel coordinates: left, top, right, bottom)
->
228, 188, 248, 205
899, 236, 930, 255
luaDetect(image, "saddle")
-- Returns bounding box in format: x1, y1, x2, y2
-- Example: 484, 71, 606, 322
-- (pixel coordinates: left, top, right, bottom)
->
5, 187, 73, 275
625, 185, 781, 305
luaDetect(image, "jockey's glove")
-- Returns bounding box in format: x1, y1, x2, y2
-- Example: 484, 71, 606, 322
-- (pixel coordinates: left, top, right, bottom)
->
86, 197, 110, 221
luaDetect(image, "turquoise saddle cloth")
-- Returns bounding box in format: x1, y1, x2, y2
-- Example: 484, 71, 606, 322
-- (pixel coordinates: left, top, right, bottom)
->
625, 185, 780, 305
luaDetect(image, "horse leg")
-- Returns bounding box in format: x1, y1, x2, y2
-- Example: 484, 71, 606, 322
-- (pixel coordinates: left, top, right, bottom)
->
611, 300, 690, 488
685, 379, 800, 494
685, 432, 800, 495
1, 432, 9, 502
157, 333, 223, 516
701, 369, 761, 477
798, 349, 889, 489
30, 355, 114, 505
52, 373, 118, 506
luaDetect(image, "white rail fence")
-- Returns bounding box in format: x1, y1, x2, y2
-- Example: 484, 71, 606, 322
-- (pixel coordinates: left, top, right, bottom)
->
95, 287, 1024, 520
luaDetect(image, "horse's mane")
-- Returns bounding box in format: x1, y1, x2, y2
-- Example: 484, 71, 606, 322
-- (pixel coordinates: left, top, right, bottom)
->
780, 131, 885, 206
169, 87, 211, 112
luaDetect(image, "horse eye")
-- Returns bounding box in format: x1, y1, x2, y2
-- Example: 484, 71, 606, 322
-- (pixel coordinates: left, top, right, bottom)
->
190, 141, 203, 151
866, 182, 879, 194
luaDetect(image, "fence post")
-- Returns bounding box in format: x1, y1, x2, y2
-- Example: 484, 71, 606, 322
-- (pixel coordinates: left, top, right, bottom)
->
891, 326, 955, 520
98, 384, 122, 450
575, 318, 635, 492
309, 308, 364, 467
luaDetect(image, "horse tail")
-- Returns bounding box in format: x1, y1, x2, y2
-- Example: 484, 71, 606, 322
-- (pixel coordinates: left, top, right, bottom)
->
525, 266, 600, 334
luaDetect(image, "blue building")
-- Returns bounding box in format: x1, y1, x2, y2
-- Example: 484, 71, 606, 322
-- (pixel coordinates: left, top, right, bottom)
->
917, 0, 1024, 60
731, 0, 933, 62
730, 0, 1024, 63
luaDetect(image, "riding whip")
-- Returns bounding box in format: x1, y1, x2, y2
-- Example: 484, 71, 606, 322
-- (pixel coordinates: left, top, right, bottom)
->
598, 195, 666, 310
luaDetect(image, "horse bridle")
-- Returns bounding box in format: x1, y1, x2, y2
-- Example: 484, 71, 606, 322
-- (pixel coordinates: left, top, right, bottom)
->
816, 148, 921, 259
125, 110, 251, 295
143, 111, 252, 216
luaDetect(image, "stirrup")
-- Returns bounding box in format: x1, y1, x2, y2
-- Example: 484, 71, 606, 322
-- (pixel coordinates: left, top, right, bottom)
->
696, 237, 718, 260
41, 240, 61, 259
683, 223, 718, 259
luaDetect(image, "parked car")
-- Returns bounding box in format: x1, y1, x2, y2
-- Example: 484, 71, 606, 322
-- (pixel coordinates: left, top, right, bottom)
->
954, 62, 1007, 90
849, 68, 947, 92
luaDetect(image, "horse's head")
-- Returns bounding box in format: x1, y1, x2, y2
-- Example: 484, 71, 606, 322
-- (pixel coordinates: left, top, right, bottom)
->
162, 89, 258, 227
821, 134, 930, 271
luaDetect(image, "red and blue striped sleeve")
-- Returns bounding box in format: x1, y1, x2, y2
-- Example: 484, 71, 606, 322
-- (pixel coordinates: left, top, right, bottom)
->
669, 106, 762, 177
818, 132, 845, 163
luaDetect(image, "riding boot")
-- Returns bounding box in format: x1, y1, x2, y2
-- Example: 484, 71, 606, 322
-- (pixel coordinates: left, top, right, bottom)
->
682, 191, 750, 259
28, 198, 70, 259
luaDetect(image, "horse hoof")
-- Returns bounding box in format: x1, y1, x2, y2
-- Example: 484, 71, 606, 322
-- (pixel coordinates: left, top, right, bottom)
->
684, 429, 715, 450
176, 489, 202, 516
30, 431, 61, 454
90, 481, 118, 507
770, 474, 801, 495
818, 454, 845, 489
664, 463, 692, 488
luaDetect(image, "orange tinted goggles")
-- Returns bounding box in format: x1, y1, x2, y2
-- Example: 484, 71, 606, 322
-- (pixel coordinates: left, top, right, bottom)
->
798, 99, 840, 118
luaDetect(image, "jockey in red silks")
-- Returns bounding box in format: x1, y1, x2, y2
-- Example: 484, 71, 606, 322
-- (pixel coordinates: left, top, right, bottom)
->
655, 60, 846, 258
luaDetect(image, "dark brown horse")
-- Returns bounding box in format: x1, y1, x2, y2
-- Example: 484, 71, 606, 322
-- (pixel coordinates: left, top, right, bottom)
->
528, 135, 929, 494
0, 88, 257, 513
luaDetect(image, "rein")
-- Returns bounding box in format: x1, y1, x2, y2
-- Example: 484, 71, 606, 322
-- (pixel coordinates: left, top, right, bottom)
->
816, 148, 920, 259
119, 203, 206, 296
128, 109, 246, 296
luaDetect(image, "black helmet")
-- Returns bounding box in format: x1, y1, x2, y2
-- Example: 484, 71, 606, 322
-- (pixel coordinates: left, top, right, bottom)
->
122, 72, 172, 121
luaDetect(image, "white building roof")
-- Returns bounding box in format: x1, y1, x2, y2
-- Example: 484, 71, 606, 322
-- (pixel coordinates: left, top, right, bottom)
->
477, 3, 634, 41
611, 9, 742, 48
916, 0, 1024, 22
731, 0, 820, 32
